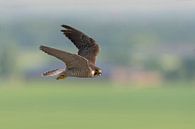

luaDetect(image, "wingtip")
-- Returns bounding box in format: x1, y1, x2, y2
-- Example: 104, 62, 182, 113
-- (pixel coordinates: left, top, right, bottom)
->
39, 45, 48, 51
61, 24, 73, 29
61, 25, 69, 32
39, 45, 44, 50
61, 24, 66, 27
61, 24, 68, 28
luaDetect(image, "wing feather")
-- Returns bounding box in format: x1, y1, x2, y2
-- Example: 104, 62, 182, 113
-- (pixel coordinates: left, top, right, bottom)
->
40, 45, 90, 70
61, 25, 100, 64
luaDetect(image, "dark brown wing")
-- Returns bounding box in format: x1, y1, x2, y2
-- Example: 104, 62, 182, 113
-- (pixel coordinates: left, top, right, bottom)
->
61, 25, 100, 65
40, 45, 90, 70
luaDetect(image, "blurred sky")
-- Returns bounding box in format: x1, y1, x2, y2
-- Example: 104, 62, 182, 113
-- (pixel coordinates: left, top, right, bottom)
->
1, 0, 195, 15
0, 0, 195, 24
1, 0, 195, 7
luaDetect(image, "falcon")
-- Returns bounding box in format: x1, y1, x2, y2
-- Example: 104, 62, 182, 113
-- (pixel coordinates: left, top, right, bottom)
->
40, 25, 102, 80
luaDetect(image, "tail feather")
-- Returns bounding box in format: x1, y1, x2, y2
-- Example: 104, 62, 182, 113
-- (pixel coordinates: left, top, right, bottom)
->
42, 68, 65, 77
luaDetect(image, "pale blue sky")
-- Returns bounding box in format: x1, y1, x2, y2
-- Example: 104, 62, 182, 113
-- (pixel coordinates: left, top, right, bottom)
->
1, 0, 195, 19
1, 0, 195, 10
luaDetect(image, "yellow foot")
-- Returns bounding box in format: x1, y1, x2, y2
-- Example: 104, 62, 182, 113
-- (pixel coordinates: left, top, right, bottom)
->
56, 75, 66, 80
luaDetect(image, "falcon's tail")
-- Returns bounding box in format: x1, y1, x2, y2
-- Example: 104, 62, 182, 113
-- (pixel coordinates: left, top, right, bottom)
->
42, 68, 65, 77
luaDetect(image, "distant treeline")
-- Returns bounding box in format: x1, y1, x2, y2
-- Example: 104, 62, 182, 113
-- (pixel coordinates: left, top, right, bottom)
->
0, 14, 195, 80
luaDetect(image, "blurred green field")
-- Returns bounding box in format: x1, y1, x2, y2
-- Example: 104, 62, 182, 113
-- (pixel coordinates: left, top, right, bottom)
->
0, 81, 195, 129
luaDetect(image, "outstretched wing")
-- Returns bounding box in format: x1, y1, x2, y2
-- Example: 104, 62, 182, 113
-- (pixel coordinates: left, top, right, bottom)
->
40, 45, 90, 70
61, 25, 100, 65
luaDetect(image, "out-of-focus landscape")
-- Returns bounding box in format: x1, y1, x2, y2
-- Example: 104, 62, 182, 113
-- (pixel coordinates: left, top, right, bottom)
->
0, 0, 195, 129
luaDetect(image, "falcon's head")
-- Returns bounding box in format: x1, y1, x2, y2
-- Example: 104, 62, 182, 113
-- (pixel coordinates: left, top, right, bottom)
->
94, 67, 102, 77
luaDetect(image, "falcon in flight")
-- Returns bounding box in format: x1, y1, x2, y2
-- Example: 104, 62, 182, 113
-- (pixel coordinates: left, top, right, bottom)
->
40, 25, 102, 80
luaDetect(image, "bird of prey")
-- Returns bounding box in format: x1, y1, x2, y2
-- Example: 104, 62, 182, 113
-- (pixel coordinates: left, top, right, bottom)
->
40, 25, 102, 80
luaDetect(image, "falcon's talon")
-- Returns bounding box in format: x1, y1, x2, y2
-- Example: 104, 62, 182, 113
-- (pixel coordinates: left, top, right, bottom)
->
56, 75, 66, 80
